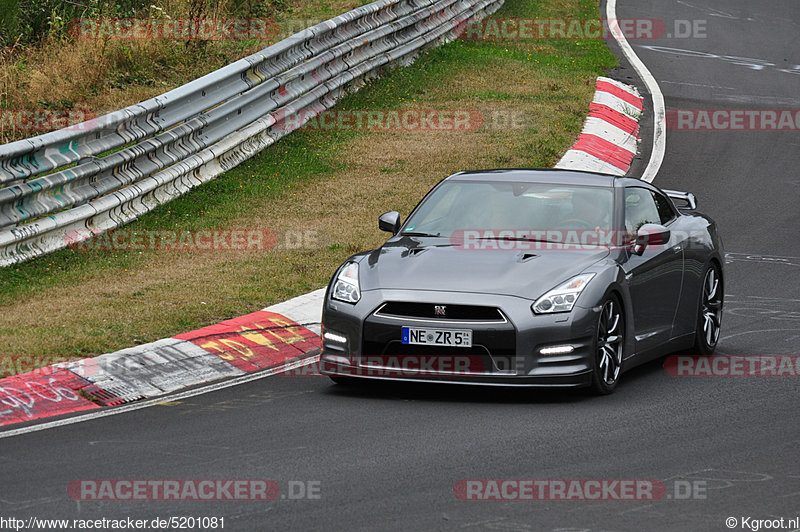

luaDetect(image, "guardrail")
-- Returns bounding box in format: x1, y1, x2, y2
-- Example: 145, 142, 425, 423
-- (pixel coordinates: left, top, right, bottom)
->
0, 0, 503, 266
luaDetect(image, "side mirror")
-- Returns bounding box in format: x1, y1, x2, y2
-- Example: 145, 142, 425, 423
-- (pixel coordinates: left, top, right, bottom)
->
378, 211, 401, 235
632, 223, 670, 255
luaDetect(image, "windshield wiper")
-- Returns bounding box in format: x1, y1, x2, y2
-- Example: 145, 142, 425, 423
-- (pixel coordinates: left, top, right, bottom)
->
401, 231, 441, 237
477, 236, 556, 243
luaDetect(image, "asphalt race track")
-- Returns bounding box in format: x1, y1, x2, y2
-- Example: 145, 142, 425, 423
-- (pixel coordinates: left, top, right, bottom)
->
2, 1, 799, 530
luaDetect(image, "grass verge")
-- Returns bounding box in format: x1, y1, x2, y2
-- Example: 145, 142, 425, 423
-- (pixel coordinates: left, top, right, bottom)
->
0, 0, 617, 374
0, 0, 368, 143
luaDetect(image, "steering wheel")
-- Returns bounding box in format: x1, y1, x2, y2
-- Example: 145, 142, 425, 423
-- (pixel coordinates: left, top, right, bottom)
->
558, 218, 595, 230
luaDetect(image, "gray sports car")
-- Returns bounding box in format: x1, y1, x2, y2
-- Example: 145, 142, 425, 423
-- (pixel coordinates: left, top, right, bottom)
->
319, 169, 724, 393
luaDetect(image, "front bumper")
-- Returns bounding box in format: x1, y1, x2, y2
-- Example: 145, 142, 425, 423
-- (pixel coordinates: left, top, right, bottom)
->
320, 288, 599, 388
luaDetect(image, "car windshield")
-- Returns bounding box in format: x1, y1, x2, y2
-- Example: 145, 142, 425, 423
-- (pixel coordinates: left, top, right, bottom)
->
401, 181, 615, 241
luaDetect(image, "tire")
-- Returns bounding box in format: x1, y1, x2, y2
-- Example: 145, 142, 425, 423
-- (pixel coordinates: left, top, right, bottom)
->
591, 295, 625, 395
692, 263, 723, 356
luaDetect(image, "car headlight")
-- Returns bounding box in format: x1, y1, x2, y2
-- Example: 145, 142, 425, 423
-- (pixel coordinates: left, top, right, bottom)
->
532, 273, 596, 314
332, 262, 360, 303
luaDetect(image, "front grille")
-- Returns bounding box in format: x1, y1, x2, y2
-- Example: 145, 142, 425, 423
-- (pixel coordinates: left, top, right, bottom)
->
374, 302, 505, 322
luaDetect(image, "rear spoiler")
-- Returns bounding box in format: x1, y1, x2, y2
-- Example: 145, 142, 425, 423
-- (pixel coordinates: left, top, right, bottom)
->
663, 189, 697, 210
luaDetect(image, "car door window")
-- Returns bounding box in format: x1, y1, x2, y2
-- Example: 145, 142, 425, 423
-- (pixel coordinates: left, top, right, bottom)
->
653, 191, 677, 225
624, 188, 661, 232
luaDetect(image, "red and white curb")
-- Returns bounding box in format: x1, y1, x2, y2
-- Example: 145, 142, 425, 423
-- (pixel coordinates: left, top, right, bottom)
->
1, 0, 666, 434
0, 71, 646, 430
0, 289, 325, 427
555, 76, 642, 176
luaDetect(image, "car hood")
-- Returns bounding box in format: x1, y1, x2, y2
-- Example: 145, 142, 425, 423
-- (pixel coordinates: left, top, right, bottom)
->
358, 236, 610, 299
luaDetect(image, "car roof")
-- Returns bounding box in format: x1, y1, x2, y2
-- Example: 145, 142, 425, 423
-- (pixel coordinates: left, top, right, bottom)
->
447, 168, 629, 187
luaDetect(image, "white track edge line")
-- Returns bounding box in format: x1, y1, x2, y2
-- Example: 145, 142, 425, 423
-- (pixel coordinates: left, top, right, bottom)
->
606, 0, 665, 182
0, 354, 320, 439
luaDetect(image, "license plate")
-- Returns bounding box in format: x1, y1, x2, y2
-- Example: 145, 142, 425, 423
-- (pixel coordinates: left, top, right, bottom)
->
401, 327, 472, 347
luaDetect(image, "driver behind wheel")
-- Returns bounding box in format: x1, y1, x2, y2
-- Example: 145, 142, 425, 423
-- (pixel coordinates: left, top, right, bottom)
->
567, 188, 611, 231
